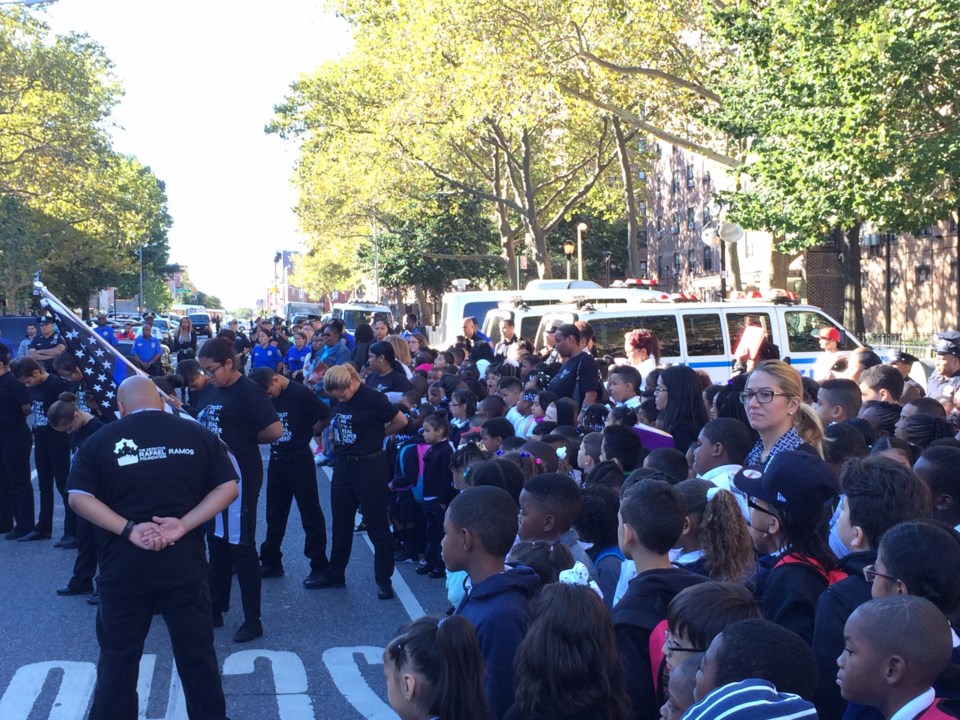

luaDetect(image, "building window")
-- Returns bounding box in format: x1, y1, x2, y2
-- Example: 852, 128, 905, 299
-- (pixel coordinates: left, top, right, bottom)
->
687, 207, 696, 230
638, 201, 647, 217
673, 252, 682, 275
658, 255, 664, 280
704, 247, 713, 271
917, 227, 932, 237
656, 215, 663, 232
687, 248, 697, 272
638, 139, 647, 153
637, 170, 647, 182
671, 212, 680, 234
703, 170, 711, 186
672, 170, 682, 192
638, 230, 648, 247
686, 165, 695, 188
639, 260, 648, 278
952, 260, 958, 282
703, 205, 712, 224
915, 265, 932, 284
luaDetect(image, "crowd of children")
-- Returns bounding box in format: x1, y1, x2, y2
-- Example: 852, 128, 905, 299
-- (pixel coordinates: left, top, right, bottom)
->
282, 320, 960, 720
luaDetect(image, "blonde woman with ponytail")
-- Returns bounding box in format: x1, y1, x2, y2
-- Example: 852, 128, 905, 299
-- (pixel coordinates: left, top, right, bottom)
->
740, 360, 823, 466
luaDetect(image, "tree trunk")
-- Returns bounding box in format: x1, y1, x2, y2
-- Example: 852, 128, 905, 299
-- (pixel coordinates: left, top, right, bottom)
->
613, 116, 640, 277
769, 240, 798, 291
840, 222, 865, 335
492, 150, 519, 290
727, 241, 743, 291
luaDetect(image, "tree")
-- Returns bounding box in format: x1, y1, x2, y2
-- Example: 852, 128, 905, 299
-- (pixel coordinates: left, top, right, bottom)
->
703, 0, 960, 332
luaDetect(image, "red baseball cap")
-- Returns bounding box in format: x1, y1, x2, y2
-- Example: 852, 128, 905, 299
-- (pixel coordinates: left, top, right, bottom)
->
814, 327, 841, 342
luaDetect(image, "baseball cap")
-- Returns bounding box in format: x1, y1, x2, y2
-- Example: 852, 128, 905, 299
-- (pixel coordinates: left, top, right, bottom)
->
812, 327, 840, 342
733, 450, 838, 514
38, 317, 53, 325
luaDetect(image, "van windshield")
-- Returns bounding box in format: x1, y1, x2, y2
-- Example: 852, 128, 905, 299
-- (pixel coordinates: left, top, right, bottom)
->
333, 309, 392, 330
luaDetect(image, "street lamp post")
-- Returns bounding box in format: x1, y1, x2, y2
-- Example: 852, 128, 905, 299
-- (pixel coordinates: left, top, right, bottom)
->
562, 240, 576, 280
138, 246, 144, 314
602, 251, 612, 287
576, 222, 588, 281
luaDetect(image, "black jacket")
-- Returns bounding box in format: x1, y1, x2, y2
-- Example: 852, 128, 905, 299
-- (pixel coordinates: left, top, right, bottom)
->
812, 551, 875, 720
613, 567, 709, 720
756, 552, 842, 646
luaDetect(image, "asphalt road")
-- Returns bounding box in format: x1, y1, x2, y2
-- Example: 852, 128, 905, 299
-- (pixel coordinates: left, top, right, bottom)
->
0, 457, 451, 720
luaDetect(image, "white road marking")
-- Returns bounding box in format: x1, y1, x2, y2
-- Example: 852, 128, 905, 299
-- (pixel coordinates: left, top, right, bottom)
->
362, 533, 424, 621
223, 650, 315, 719
0, 660, 95, 720
322, 647, 393, 720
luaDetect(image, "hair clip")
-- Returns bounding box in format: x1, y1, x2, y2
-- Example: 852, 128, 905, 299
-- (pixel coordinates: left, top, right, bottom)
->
495, 449, 505, 456
706, 487, 722, 502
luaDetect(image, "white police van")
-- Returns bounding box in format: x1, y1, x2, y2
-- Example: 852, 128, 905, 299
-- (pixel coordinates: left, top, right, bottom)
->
534, 298, 863, 382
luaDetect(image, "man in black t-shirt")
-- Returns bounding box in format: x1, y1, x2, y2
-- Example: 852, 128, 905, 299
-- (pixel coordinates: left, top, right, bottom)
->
67, 376, 238, 720
0, 345, 33, 538
364, 343, 412, 396
547, 323, 600, 407
251, 368, 331, 583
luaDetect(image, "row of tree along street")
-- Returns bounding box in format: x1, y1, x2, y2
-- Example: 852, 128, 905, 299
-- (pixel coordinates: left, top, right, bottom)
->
270, 0, 959, 333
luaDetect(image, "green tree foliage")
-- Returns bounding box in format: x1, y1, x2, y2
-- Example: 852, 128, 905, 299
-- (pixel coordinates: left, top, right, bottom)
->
703, 0, 960, 331
358, 191, 503, 300
0, 9, 172, 312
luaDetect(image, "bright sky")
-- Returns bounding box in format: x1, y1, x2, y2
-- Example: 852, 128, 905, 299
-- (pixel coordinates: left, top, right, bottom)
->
41, 0, 353, 310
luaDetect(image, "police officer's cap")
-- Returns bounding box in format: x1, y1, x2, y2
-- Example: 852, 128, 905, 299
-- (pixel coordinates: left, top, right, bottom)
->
933, 332, 960, 359
885, 350, 919, 365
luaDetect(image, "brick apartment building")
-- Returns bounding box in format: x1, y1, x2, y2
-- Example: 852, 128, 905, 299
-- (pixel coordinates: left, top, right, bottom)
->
645, 140, 959, 335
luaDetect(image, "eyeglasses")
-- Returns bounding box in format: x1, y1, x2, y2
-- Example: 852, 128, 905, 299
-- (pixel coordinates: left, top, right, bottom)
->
449, 402, 463, 407
201, 364, 222, 377
862, 564, 898, 584
747, 498, 779, 518
739, 390, 792, 404
664, 629, 703, 654
654, 386, 666, 394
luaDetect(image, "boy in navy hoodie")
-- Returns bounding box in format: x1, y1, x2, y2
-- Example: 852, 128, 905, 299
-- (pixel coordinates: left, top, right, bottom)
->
444, 486, 540, 720
613, 478, 709, 720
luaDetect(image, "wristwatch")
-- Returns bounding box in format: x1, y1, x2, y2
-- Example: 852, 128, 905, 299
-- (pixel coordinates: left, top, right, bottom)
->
120, 519, 135, 539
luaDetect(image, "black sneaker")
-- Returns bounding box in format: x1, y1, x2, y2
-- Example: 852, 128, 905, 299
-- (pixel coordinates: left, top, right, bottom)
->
428, 568, 446, 579
303, 575, 346, 590
260, 565, 285, 579
377, 583, 395, 600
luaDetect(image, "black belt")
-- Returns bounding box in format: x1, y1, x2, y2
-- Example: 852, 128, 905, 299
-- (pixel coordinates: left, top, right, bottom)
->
270, 447, 310, 459
337, 451, 384, 462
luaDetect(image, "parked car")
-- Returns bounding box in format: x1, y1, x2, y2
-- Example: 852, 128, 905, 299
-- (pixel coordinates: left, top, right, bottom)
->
189, 312, 212, 337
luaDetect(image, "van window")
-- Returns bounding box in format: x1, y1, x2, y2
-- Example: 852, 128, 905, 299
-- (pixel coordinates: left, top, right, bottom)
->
589, 315, 681, 358
519, 314, 545, 342
785, 310, 845, 352
682, 313, 724, 356
726, 312, 773, 351
463, 301, 500, 326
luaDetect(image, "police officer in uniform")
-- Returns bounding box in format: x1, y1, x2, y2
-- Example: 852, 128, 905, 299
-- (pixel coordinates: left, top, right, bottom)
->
304, 364, 406, 599
28, 316, 65, 372
927, 332, 960, 404
885, 350, 925, 404
66, 375, 238, 720
250, 367, 331, 583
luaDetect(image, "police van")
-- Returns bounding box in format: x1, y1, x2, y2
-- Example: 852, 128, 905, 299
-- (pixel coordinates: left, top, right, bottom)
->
437, 280, 667, 348
534, 298, 863, 382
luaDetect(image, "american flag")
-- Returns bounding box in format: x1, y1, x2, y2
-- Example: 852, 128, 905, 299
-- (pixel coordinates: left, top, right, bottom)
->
34, 281, 143, 420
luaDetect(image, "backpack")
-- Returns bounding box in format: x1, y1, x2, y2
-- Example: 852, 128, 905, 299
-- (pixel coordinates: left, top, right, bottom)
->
773, 553, 848, 585
392, 440, 427, 501
915, 698, 960, 720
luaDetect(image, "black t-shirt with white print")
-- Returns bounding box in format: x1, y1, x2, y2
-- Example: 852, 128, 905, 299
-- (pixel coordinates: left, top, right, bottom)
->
0, 372, 29, 434
365, 369, 412, 394
272, 379, 331, 452
66, 410, 237, 592
196, 375, 279, 483
29, 373, 70, 438
329, 383, 397, 458
547, 351, 600, 404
